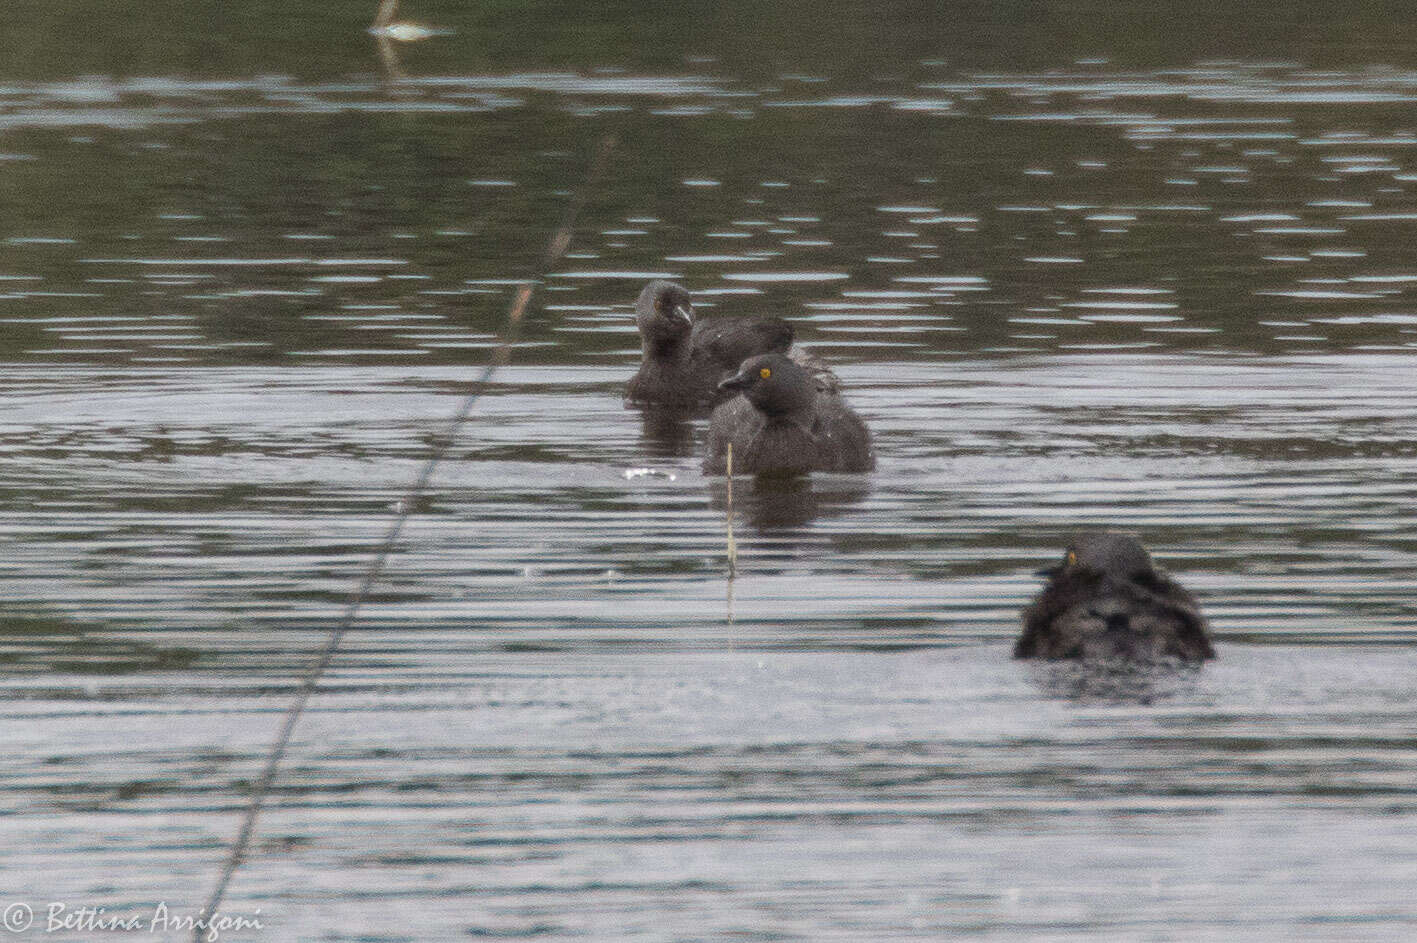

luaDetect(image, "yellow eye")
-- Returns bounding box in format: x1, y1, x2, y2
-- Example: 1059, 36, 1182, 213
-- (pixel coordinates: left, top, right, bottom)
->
759, 367, 772, 379
1065, 550, 1077, 566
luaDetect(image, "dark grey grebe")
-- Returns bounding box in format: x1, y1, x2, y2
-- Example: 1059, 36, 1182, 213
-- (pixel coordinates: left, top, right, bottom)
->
1015, 532, 1215, 663
702, 353, 873, 476
626, 281, 827, 407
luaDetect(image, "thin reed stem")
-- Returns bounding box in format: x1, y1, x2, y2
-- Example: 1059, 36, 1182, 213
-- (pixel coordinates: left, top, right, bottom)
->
725, 442, 737, 580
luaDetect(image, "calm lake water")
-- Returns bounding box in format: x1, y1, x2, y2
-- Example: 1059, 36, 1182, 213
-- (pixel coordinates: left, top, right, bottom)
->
4, 2, 1417, 940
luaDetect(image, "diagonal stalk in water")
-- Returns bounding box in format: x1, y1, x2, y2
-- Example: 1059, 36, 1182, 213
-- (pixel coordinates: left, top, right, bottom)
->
192, 135, 617, 942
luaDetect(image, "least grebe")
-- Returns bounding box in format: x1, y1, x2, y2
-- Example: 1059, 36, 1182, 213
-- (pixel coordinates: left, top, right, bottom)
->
626, 281, 807, 407
702, 353, 873, 476
1015, 532, 1215, 663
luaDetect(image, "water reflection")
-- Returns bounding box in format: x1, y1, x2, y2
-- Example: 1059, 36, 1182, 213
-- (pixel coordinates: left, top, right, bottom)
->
1022, 660, 1208, 705
631, 403, 698, 457
707, 473, 871, 532
0, 612, 198, 674
373, 33, 411, 86
369, 0, 453, 86
15, 61, 1417, 364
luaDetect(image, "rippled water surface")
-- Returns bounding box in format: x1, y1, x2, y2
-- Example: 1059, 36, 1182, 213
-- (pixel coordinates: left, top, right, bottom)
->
5, 3, 1417, 940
